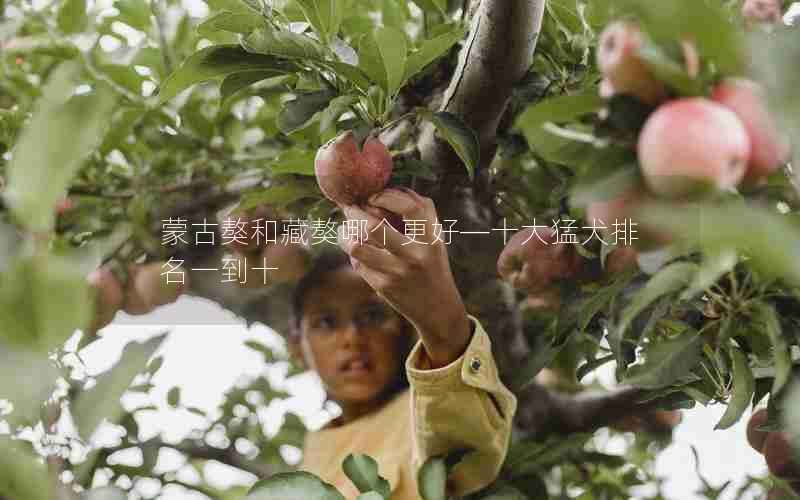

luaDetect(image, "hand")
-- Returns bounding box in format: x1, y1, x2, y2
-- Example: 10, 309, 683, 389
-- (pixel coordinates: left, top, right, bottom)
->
337, 187, 471, 368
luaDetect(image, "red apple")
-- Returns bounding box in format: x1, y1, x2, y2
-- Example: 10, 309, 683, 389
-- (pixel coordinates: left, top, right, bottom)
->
764, 432, 800, 479
712, 78, 791, 184
123, 262, 187, 315
56, 197, 74, 216
742, 0, 783, 24
123, 265, 153, 316
87, 267, 123, 332
497, 227, 583, 292
315, 130, 393, 206
606, 245, 639, 273
638, 98, 751, 198
747, 409, 770, 453
596, 21, 666, 104
134, 261, 187, 307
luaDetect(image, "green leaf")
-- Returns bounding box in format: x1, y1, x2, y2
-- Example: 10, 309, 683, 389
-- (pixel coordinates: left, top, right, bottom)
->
506, 433, 593, 475
403, 25, 466, 82
0, 438, 50, 500
679, 248, 737, 301
393, 158, 438, 182
157, 45, 297, 104
342, 455, 391, 499
187, 406, 207, 417
356, 493, 384, 500
244, 340, 279, 361
0, 349, 60, 426
514, 94, 604, 167
751, 29, 800, 156
319, 95, 358, 134
578, 270, 636, 332
321, 61, 373, 92
515, 93, 604, 145
510, 331, 575, 391
4, 62, 115, 233
243, 26, 327, 60
614, 261, 698, 350
417, 457, 446, 500
239, 180, 321, 209
72, 335, 166, 440
294, 0, 345, 43
247, 471, 345, 500
411, 0, 446, 15
114, 0, 151, 31
358, 26, 408, 96
197, 11, 263, 37
98, 63, 146, 94
590, 0, 745, 75
638, 200, 800, 289
752, 302, 791, 395
277, 89, 337, 134
207, 0, 260, 14
81, 487, 128, 500
569, 160, 639, 208
623, 330, 704, 390
715, 348, 755, 430
637, 42, 703, 97
0, 254, 92, 352
147, 355, 165, 375
381, 0, 408, 29
57, 0, 88, 34
269, 149, 317, 176
481, 485, 529, 500
167, 386, 181, 408
221, 70, 283, 105
417, 109, 479, 181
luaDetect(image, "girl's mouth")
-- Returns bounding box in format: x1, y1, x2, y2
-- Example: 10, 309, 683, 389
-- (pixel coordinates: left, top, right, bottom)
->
339, 354, 372, 376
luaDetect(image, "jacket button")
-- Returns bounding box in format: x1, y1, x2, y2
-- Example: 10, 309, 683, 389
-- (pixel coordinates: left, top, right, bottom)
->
469, 357, 482, 373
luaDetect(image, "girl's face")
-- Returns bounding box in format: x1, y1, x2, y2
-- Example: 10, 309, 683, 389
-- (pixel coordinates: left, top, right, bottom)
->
292, 266, 413, 406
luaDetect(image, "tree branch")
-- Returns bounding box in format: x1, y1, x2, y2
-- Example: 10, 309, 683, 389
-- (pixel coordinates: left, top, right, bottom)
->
415, 0, 546, 382
419, 0, 545, 183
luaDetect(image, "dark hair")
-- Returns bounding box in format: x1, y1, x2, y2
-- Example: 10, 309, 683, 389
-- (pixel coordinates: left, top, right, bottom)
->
290, 248, 353, 336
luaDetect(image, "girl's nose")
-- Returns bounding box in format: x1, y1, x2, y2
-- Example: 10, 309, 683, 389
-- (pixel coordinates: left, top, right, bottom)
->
339, 321, 366, 347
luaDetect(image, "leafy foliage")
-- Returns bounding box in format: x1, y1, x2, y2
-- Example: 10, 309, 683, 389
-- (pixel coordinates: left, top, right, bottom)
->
0, 0, 798, 498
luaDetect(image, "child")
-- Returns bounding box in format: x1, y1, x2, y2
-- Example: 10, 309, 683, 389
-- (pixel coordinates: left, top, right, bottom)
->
288, 187, 517, 499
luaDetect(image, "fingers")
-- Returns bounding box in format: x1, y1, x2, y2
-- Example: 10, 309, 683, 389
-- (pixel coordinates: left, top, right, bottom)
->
369, 188, 441, 247
337, 224, 402, 275
368, 188, 426, 219
341, 204, 410, 253
368, 187, 433, 219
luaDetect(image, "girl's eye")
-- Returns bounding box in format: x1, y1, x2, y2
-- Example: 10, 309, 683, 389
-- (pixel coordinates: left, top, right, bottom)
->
312, 315, 337, 331
357, 305, 389, 327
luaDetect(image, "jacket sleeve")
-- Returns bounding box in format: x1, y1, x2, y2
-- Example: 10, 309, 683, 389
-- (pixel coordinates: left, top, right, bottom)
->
405, 314, 517, 498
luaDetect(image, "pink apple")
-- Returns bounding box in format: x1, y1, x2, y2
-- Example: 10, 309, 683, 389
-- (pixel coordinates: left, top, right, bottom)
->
712, 78, 791, 183
637, 98, 751, 198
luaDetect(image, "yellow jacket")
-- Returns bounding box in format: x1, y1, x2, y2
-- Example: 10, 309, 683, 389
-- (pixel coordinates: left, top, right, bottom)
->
300, 316, 517, 499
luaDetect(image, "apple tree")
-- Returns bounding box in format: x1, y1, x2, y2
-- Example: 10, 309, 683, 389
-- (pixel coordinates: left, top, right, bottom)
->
0, 0, 799, 498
